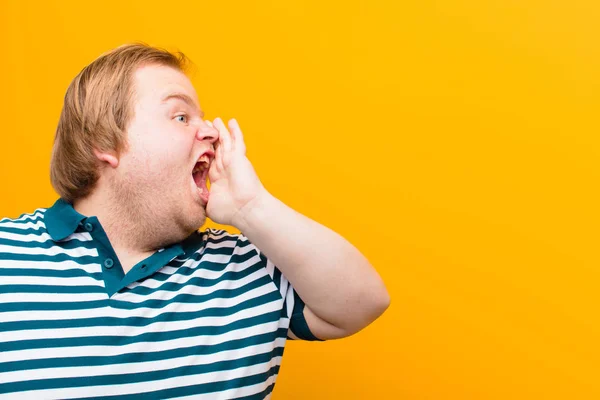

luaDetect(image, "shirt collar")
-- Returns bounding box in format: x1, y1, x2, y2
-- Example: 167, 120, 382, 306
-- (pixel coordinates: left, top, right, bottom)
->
44, 198, 189, 260
44, 198, 87, 241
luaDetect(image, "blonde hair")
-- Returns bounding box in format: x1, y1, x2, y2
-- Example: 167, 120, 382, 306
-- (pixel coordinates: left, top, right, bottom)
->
50, 43, 188, 202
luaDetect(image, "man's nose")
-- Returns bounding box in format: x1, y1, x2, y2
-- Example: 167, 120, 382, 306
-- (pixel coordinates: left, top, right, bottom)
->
196, 121, 219, 144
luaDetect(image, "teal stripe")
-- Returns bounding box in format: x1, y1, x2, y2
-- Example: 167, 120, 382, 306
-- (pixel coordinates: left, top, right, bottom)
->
264, 253, 283, 291
1, 351, 283, 395
0, 273, 272, 312
142, 253, 260, 282
0, 226, 47, 235
235, 383, 276, 400
166, 248, 258, 272
0, 310, 283, 352
108, 246, 260, 291
203, 234, 251, 247
113, 274, 273, 309
0, 331, 285, 376
71, 366, 280, 400
0, 253, 98, 263
0, 284, 104, 294
137, 257, 258, 285
0, 215, 45, 226
0, 290, 281, 332
125, 264, 264, 296
0, 299, 106, 312
0, 237, 96, 250
195, 245, 237, 256
0, 217, 291, 398
0, 267, 103, 280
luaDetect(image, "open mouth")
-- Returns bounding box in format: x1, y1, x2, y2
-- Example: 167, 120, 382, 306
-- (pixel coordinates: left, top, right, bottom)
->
192, 154, 211, 202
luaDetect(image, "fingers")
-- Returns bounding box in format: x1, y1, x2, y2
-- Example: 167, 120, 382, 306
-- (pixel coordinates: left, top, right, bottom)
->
213, 117, 232, 154
228, 119, 246, 155
212, 117, 247, 157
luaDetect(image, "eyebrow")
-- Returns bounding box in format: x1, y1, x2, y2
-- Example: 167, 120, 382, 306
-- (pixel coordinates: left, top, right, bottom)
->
161, 93, 205, 118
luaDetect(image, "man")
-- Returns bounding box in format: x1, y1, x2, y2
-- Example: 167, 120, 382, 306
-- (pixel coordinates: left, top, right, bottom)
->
0, 44, 390, 399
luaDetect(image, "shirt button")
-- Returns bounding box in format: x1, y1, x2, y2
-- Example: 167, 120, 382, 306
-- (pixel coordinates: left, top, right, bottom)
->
104, 258, 114, 269
84, 222, 94, 232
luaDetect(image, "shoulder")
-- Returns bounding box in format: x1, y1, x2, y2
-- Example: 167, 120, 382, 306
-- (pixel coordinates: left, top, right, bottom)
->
0, 208, 48, 237
181, 228, 259, 259
0, 208, 47, 224
196, 228, 254, 250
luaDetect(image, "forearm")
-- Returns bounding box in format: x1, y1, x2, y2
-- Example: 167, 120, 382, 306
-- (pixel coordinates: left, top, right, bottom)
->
234, 189, 390, 335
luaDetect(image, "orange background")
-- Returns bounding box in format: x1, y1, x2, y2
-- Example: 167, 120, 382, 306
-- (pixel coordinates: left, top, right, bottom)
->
1, 1, 599, 398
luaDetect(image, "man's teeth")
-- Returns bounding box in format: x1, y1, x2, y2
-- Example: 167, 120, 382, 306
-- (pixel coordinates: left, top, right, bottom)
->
193, 155, 211, 174
193, 163, 209, 173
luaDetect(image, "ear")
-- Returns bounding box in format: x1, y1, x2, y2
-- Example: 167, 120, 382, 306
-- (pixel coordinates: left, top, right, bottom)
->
93, 148, 119, 168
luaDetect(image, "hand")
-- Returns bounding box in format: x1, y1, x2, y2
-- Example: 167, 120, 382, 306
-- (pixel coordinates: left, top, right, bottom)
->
206, 118, 267, 227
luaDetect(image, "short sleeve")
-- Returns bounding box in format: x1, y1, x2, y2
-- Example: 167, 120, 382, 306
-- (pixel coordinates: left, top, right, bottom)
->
239, 233, 323, 341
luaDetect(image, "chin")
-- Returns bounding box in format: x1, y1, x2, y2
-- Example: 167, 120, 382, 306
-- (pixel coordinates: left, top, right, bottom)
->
182, 203, 208, 232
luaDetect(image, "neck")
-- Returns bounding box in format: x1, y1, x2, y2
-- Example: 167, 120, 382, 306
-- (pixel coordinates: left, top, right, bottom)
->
73, 187, 165, 273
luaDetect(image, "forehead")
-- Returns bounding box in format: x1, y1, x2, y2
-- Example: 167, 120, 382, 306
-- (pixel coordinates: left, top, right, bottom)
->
133, 64, 200, 108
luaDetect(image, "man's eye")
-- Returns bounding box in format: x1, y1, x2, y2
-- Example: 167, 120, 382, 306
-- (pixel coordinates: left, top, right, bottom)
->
175, 115, 188, 123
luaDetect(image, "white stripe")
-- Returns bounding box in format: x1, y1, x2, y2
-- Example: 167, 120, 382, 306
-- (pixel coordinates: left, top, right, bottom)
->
214, 374, 277, 400
0, 319, 282, 368
0, 211, 44, 223
168, 251, 250, 268
3, 357, 282, 399
205, 230, 234, 241
0, 298, 285, 344
0, 338, 285, 385
206, 231, 255, 249
61, 232, 93, 242
0, 230, 92, 243
152, 242, 257, 277
0, 244, 97, 257
265, 258, 275, 280
169, 373, 277, 400
129, 253, 260, 291
0, 291, 106, 303
0, 275, 103, 287
0, 220, 46, 230
0, 228, 287, 398
0, 282, 276, 323
204, 238, 240, 251
118, 266, 268, 304
285, 284, 296, 320
202, 251, 251, 264
0, 259, 101, 272
271, 260, 289, 303
280, 276, 289, 303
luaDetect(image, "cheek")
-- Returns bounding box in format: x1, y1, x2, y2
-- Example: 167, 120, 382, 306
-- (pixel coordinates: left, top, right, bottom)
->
126, 122, 194, 177
133, 136, 180, 165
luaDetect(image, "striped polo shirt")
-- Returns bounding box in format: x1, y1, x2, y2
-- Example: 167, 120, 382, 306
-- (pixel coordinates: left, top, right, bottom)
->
0, 199, 319, 399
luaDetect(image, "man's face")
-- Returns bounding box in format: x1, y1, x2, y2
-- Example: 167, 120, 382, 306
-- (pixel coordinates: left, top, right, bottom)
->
112, 64, 218, 244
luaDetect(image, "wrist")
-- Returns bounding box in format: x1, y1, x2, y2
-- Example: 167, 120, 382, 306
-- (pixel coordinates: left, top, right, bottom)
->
232, 188, 275, 233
